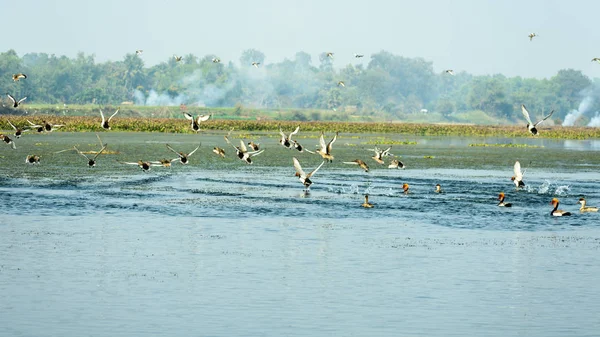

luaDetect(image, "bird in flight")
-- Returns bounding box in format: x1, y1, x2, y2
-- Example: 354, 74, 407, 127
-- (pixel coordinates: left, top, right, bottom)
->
12, 73, 27, 81
251, 62, 260, 68
521, 104, 553, 136
99, 107, 119, 130
528, 33, 537, 41
6, 94, 27, 108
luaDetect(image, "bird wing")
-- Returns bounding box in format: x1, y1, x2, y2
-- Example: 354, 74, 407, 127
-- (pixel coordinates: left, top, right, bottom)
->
293, 157, 306, 178
521, 105, 534, 125
279, 128, 287, 139
318, 132, 326, 151
188, 144, 201, 157
7, 120, 17, 131
307, 161, 325, 178
514, 161, 523, 180
6, 94, 16, 105
289, 126, 300, 138
108, 108, 120, 122
119, 161, 142, 165
73, 146, 90, 161
166, 144, 183, 158
17, 97, 27, 104
26, 120, 41, 127
327, 132, 338, 153
249, 149, 264, 157
239, 140, 248, 153
224, 136, 238, 150
534, 110, 554, 127
183, 112, 194, 121
343, 161, 360, 165
92, 145, 108, 160
99, 109, 106, 123
197, 114, 210, 122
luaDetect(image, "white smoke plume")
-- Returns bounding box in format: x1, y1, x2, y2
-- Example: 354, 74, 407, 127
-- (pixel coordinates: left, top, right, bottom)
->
588, 112, 600, 127
563, 96, 594, 126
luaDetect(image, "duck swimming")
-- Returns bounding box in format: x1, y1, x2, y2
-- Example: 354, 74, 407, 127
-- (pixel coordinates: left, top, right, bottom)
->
511, 160, 526, 189
521, 105, 553, 136
183, 112, 210, 132
343, 159, 369, 172
497, 192, 512, 207
316, 131, 338, 162
402, 183, 410, 194
292, 157, 325, 190
578, 198, 599, 212
550, 198, 571, 216
166, 143, 200, 165
100, 107, 119, 130
361, 195, 374, 208
435, 184, 443, 193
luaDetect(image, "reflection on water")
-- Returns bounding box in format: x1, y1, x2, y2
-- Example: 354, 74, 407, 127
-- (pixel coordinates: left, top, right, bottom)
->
1, 132, 600, 336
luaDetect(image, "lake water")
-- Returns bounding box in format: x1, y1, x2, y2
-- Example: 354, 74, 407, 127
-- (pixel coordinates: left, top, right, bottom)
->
1, 131, 600, 336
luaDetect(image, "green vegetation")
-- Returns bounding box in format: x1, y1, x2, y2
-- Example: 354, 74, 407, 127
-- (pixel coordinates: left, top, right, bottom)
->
2, 114, 600, 139
1, 49, 598, 125
469, 143, 542, 148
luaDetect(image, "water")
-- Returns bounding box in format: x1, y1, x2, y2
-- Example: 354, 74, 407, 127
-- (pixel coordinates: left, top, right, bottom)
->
1, 131, 600, 336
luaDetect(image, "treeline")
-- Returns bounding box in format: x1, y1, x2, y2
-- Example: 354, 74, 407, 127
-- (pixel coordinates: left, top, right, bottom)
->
0, 48, 597, 123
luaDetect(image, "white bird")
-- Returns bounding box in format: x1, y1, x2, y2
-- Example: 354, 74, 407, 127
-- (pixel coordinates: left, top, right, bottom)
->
370, 146, 392, 164
100, 107, 119, 130
521, 104, 553, 136
511, 160, 526, 189
315, 131, 338, 162
6, 94, 27, 108
225, 136, 264, 164
251, 62, 260, 68
279, 126, 300, 149
293, 157, 325, 190
445, 69, 455, 76
184, 112, 210, 132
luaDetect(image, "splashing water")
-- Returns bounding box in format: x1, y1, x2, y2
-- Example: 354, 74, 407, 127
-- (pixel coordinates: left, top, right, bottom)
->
537, 180, 551, 194
554, 185, 571, 196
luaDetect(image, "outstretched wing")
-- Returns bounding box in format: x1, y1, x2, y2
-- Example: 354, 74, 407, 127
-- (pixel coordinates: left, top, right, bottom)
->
289, 126, 300, 138
327, 132, 338, 153
166, 144, 183, 158
6, 94, 16, 105
249, 149, 264, 157
239, 140, 248, 153
7, 120, 17, 131
197, 114, 210, 123
92, 145, 108, 160
183, 112, 194, 121
17, 97, 27, 104
292, 157, 306, 178
99, 109, 106, 123
534, 110, 554, 127
188, 144, 201, 157
26, 120, 41, 127
318, 132, 326, 151
108, 108, 120, 122
514, 161, 523, 180
521, 105, 533, 125
224, 136, 238, 150
73, 146, 90, 161
279, 127, 287, 139
307, 161, 325, 178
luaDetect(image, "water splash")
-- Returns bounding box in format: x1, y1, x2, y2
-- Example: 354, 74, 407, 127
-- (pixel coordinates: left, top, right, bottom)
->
554, 185, 570, 196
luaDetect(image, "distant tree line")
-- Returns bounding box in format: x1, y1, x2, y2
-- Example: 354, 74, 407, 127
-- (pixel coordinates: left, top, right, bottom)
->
0, 48, 596, 122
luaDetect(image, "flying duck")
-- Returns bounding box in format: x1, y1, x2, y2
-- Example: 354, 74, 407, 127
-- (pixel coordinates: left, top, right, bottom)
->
370, 146, 392, 165
293, 157, 325, 190
354, 53, 364, 58
592, 58, 600, 64
279, 126, 299, 149
247, 141, 260, 151
550, 198, 571, 216
184, 112, 210, 132
445, 69, 455, 75
166, 143, 200, 164
361, 195, 374, 208
511, 161, 526, 189
326, 52, 334, 58
7, 120, 28, 138
0, 134, 16, 149
343, 159, 369, 172
337, 81, 345, 87
6, 94, 27, 108
136, 50, 143, 55
225, 136, 264, 164
578, 198, 599, 212
497, 192, 512, 207
315, 131, 338, 162
25, 155, 41, 164
251, 62, 260, 68
27, 120, 64, 133
521, 105, 553, 136
74, 144, 107, 167
528, 33, 537, 41
12, 73, 27, 81
151, 159, 177, 168
174, 55, 183, 62
119, 160, 157, 172
212, 58, 221, 63
212, 147, 225, 158
100, 107, 119, 130
388, 159, 405, 169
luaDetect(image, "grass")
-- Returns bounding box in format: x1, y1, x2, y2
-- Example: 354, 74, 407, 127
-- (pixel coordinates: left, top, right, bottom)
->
2, 112, 600, 139
469, 143, 542, 148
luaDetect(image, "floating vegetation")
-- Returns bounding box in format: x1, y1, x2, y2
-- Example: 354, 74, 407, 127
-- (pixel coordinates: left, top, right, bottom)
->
423, 156, 435, 159
2, 115, 600, 139
366, 138, 418, 145
469, 143, 542, 148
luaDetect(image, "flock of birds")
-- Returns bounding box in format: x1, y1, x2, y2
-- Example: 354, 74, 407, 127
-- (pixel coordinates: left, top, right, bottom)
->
1, 37, 599, 217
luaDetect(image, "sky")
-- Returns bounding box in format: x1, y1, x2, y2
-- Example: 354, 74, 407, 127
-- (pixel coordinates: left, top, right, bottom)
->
5, 0, 600, 79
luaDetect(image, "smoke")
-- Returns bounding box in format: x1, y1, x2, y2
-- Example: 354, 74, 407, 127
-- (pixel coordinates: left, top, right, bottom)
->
134, 89, 187, 106
562, 96, 594, 126
588, 112, 600, 127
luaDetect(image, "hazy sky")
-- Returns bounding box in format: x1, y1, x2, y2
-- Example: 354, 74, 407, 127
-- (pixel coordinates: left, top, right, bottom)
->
5, 0, 600, 78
